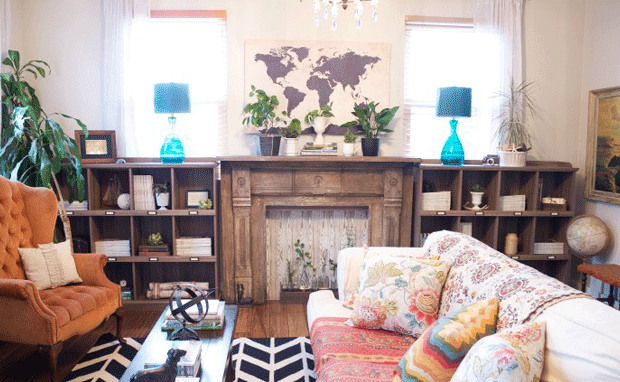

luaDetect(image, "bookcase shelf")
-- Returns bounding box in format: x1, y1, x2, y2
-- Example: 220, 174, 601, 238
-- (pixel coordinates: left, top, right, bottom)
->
413, 161, 577, 284
62, 159, 219, 304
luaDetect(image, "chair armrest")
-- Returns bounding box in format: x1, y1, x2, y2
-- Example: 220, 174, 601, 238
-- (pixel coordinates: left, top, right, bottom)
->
0, 278, 59, 344
73, 253, 120, 291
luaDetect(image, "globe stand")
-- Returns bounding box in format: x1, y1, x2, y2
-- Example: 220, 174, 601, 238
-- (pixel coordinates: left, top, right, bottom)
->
168, 284, 215, 341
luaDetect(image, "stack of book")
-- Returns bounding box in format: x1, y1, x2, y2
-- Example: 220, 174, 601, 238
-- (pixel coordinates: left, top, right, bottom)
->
133, 175, 156, 210
175, 237, 212, 256
138, 244, 170, 257
146, 281, 209, 299
162, 300, 226, 331
59, 200, 88, 212
95, 239, 131, 257
144, 340, 202, 377
300, 142, 338, 156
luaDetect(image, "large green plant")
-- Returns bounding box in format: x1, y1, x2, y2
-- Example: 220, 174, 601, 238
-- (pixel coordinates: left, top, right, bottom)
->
494, 79, 539, 152
0, 50, 87, 200
242, 85, 283, 135
342, 101, 399, 139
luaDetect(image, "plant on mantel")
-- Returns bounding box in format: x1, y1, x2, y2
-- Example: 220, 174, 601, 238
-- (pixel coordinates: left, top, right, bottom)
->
342, 101, 399, 156
0, 50, 88, 246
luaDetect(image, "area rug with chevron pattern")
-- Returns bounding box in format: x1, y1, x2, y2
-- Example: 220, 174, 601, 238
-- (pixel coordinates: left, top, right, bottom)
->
63, 333, 144, 382
231, 337, 316, 382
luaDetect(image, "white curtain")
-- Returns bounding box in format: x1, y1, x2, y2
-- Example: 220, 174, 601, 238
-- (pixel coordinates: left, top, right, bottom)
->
102, 0, 149, 157
474, 0, 524, 149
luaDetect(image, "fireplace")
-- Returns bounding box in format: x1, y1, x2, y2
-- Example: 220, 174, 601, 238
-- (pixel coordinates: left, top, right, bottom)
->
220, 157, 419, 303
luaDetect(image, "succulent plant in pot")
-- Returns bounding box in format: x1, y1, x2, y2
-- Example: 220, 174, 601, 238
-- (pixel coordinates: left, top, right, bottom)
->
342, 101, 399, 156
494, 79, 539, 167
305, 103, 334, 146
242, 85, 285, 156
278, 114, 302, 156
152, 182, 170, 210
343, 128, 357, 156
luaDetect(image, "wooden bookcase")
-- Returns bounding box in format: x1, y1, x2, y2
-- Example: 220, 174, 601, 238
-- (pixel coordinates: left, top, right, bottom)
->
412, 161, 577, 284
61, 160, 219, 304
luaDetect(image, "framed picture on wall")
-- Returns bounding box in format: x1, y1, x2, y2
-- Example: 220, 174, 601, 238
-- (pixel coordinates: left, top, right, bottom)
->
74, 130, 117, 164
186, 190, 210, 208
586, 86, 620, 204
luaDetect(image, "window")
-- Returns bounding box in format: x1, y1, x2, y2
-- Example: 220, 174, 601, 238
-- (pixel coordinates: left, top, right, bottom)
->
404, 17, 499, 160
126, 11, 227, 157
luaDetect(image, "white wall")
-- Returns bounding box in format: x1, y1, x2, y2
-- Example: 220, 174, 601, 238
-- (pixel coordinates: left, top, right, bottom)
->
578, 0, 620, 299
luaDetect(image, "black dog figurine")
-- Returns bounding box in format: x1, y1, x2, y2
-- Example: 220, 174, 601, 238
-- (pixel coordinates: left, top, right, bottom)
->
130, 348, 186, 382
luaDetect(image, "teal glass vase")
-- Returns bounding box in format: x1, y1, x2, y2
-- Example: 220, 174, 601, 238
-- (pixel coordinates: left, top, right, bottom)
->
440, 119, 464, 166
160, 116, 185, 164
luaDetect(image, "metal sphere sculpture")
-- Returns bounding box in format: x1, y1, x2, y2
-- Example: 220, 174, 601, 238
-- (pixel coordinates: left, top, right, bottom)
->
168, 283, 213, 340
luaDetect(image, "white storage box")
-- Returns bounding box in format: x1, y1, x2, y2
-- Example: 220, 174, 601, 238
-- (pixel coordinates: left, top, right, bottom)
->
533, 242, 564, 255
422, 191, 451, 210
499, 195, 526, 211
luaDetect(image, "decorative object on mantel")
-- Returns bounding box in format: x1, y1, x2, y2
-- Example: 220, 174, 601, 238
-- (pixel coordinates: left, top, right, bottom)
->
279, 116, 303, 156
300, 142, 338, 155
310, 0, 379, 30
436, 86, 471, 166
242, 85, 287, 156
342, 101, 399, 156
305, 103, 335, 146
494, 79, 539, 167
343, 128, 357, 156
154, 82, 190, 164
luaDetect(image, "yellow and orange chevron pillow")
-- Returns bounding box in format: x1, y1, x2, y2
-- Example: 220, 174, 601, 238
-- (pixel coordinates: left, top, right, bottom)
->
394, 298, 499, 382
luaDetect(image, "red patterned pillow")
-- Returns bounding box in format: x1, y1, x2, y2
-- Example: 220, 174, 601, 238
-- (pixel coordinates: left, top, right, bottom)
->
395, 298, 499, 382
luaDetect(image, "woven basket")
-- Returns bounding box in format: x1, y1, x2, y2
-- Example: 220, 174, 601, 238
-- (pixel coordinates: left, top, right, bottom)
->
499, 151, 527, 167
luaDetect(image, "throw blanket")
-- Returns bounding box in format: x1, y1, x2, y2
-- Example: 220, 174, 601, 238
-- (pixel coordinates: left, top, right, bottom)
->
423, 230, 590, 330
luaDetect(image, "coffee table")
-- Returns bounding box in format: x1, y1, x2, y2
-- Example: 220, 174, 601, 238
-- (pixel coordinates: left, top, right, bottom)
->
120, 305, 238, 382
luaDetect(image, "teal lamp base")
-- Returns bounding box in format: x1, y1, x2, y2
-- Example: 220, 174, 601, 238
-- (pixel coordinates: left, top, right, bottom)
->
440, 119, 464, 166
160, 116, 185, 164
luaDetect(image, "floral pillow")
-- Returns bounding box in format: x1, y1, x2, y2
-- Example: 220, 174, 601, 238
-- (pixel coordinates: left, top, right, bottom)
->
346, 255, 450, 336
451, 320, 546, 382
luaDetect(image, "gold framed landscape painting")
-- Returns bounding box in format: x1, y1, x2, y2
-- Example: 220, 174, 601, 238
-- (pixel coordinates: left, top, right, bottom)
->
586, 86, 620, 204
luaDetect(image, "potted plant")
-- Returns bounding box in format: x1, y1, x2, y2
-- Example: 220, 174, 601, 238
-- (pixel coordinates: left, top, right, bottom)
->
152, 183, 170, 210
242, 85, 284, 156
138, 232, 169, 256
343, 129, 357, 156
494, 79, 539, 167
470, 184, 484, 209
305, 103, 334, 146
278, 115, 302, 156
342, 101, 399, 156
294, 239, 314, 290
1, 50, 88, 247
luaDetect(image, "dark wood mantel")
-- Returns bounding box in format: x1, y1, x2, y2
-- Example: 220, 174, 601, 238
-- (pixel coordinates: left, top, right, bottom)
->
219, 156, 420, 303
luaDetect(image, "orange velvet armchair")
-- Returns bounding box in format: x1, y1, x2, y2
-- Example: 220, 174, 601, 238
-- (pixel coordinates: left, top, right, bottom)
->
0, 177, 123, 382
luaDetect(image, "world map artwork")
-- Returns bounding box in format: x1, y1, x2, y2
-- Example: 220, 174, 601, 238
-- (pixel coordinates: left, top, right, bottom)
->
245, 40, 391, 134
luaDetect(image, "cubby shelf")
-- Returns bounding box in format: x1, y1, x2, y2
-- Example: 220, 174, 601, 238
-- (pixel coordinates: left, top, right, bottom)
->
413, 161, 577, 284
61, 159, 219, 304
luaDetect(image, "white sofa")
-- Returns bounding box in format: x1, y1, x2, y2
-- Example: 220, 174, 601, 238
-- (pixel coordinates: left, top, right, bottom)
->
308, 234, 620, 382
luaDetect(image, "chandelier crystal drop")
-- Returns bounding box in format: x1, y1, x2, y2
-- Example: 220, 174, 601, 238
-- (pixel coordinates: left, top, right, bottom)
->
311, 0, 378, 30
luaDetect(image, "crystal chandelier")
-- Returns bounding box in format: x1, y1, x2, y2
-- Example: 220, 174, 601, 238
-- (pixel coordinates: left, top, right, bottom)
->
312, 0, 379, 30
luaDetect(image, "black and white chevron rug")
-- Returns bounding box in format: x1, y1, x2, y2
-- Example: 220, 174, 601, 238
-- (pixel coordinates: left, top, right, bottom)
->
63, 333, 143, 382
231, 337, 316, 382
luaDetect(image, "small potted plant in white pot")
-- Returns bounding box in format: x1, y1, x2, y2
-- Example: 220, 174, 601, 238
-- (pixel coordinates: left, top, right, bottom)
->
278, 115, 302, 156
342, 101, 399, 156
495, 79, 539, 167
343, 129, 357, 156
153, 183, 170, 210
243, 85, 284, 156
305, 103, 334, 146
470, 184, 484, 209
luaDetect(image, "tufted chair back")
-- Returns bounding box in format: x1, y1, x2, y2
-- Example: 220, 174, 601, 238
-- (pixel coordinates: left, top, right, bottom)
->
0, 176, 57, 279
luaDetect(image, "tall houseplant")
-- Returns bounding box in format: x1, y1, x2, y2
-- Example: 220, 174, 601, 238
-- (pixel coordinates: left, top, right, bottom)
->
342, 101, 399, 156
242, 85, 285, 156
1, 50, 88, 246
494, 79, 539, 167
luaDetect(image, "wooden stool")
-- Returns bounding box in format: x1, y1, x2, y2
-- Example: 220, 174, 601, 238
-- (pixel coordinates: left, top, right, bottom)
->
577, 263, 620, 308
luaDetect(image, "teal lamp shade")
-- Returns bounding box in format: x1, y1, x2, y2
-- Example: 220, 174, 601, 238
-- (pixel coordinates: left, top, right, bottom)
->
154, 83, 190, 163
436, 87, 472, 166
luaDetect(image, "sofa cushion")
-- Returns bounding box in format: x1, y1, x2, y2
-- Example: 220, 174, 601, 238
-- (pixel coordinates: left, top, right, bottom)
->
451, 321, 545, 382
318, 359, 397, 382
347, 256, 450, 336
18, 240, 82, 290
310, 317, 415, 374
395, 298, 499, 382
39, 285, 118, 327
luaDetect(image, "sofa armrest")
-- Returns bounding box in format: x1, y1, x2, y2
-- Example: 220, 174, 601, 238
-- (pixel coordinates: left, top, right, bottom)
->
73, 253, 120, 291
0, 278, 59, 344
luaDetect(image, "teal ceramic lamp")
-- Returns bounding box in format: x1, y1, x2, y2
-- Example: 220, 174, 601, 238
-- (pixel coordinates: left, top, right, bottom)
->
154, 83, 190, 164
436, 87, 472, 166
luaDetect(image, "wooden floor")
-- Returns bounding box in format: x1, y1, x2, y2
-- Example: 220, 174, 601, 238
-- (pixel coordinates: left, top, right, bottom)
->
0, 301, 308, 382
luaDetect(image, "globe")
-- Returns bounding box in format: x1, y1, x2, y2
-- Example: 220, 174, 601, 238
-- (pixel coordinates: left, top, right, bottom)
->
566, 215, 610, 258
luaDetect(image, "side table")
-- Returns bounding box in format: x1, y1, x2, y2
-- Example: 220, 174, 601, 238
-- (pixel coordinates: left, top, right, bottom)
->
578, 263, 620, 309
